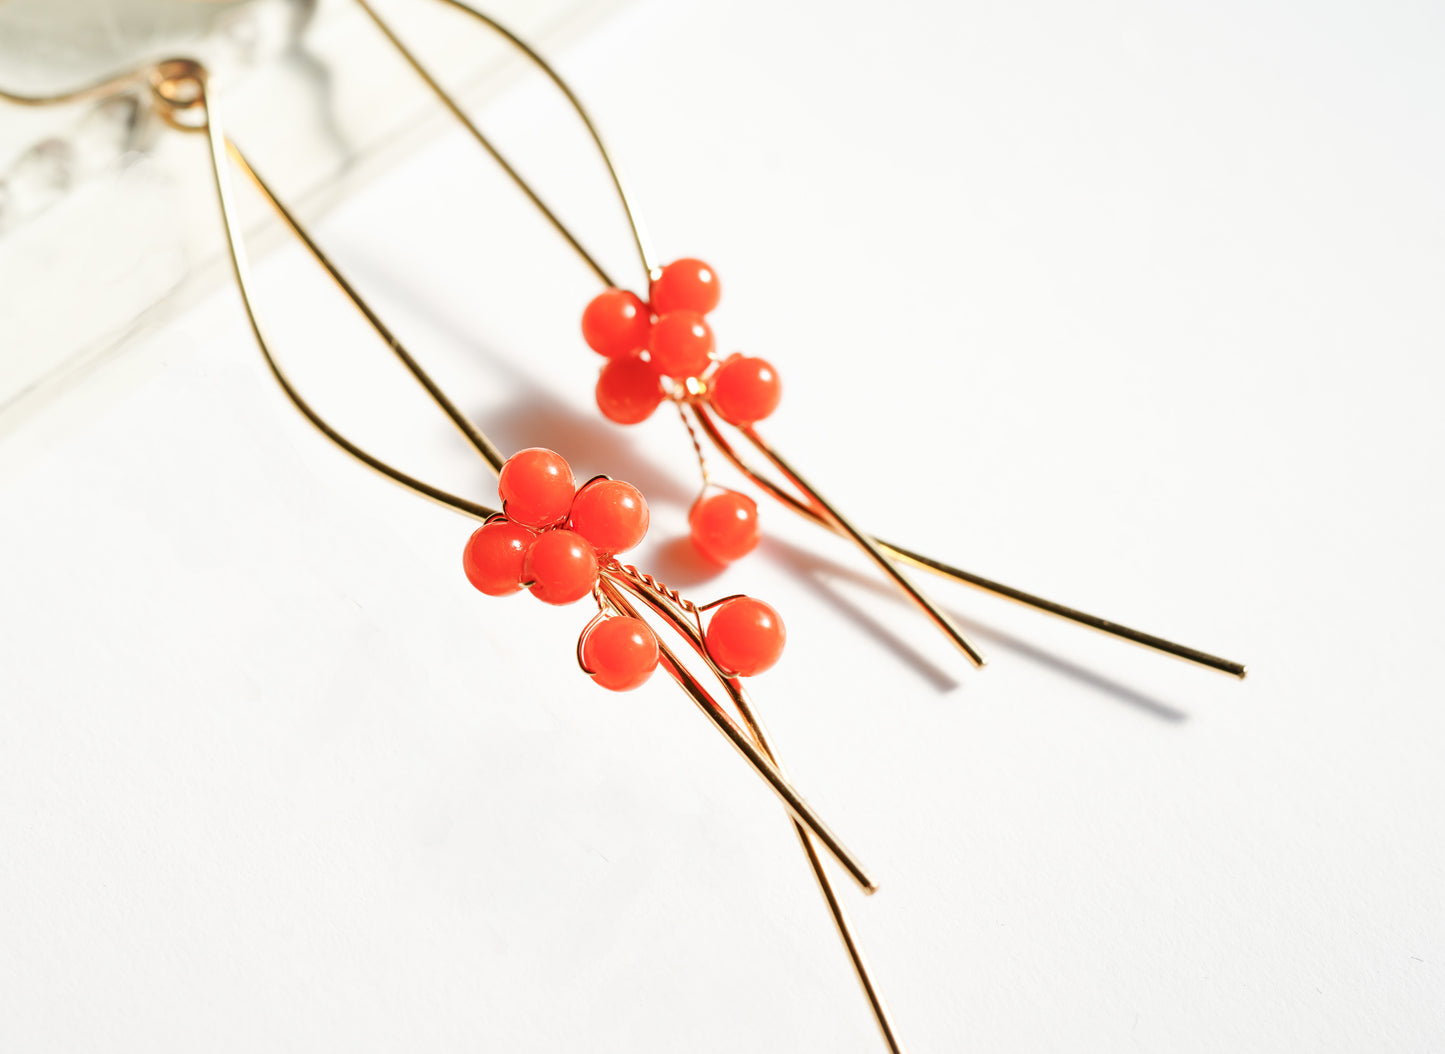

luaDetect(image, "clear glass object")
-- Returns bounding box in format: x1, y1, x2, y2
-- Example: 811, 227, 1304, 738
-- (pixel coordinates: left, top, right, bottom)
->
0, 0, 610, 431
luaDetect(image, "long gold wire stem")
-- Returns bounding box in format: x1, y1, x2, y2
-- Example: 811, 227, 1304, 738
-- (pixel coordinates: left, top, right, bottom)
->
353, 0, 1243, 679
691, 405, 1248, 679
353, 0, 656, 286
223, 141, 505, 473
598, 573, 876, 894
175, 62, 499, 520
598, 574, 902, 1051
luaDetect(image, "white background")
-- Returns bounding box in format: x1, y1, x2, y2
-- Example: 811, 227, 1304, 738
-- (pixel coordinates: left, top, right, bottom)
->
2, 0, 1443, 1051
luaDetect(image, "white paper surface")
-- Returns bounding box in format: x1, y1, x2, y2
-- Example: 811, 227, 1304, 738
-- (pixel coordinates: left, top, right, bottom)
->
2, 0, 1443, 1051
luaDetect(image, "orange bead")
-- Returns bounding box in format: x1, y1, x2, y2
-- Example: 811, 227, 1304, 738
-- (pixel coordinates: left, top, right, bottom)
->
650, 258, 721, 316
499, 448, 575, 529
688, 490, 760, 564
582, 288, 652, 358
648, 311, 715, 378
462, 519, 536, 596
705, 597, 786, 677
709, 354, 781, 426
581, 616, 660, 691
570, 478, 650, 554
523, 529, 599, 605
596, 351, 665, 424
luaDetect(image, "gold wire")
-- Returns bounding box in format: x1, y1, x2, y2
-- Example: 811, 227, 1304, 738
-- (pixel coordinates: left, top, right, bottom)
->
352, 0, 656, 287
353, 0, 1246, 679
690, 405, 1248, 679
5, 51, 904, 1053
597, 572, 903, 1052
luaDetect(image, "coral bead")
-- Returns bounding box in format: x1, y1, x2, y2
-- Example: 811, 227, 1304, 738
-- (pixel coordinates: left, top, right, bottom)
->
648, 311, 715, 378
462, 519, 536, 596
582, 616, 660, 691
596, 351, 665, 425
705, 597, 786, 677
570, 478, 650, 554
709, 355, 782, 426
688, 490, 761, 564
582, 288, 652, 358
523, 529, 599, 605
499, 448, 575, 529
650, 258, 721, 316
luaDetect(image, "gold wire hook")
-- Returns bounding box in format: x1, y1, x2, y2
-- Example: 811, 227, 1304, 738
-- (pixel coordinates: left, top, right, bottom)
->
353, 0, 1246, 680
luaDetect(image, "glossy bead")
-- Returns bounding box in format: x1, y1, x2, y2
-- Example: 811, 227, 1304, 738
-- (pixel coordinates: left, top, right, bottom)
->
582, 288, 652, 358
523, 529, 599, 605
570, 478, 650, 554
596, 351, 665, 425
705, 597, 786, 677
709, 354, 782, 426
688, 490, 760, 564
462, 520, 536, 596
650, 258, 721, 316
582, 616, 660, 691
499, 448, 575, 529
648, 311, 715, 378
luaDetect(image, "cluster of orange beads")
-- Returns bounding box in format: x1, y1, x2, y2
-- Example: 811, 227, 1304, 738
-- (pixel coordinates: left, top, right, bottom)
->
581, 259, 778, 567
463, 448, 787, 690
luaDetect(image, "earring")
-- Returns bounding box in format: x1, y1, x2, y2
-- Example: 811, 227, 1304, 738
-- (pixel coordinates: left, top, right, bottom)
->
2, 54, 909, 1052
353, 0, 1247, 682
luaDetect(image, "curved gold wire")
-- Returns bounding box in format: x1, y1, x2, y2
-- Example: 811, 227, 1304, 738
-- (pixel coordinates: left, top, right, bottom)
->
356, 0, 1246, 679
354, 0, 656, 287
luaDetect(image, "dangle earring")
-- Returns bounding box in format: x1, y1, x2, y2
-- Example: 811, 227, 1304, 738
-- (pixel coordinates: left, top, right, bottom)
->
2, 54, 909, 1053
354, 0, 1247, 681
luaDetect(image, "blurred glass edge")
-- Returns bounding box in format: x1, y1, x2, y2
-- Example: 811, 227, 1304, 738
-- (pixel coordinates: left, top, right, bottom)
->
0, 0, 621, 439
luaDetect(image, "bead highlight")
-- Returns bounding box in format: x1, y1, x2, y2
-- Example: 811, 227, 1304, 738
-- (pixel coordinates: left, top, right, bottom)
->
709, 354, 781, 426
570, 478, 650, 554
596, 350, 665, 424
581, 616, 660, 691
499, 447, 576, 528
648, 310, 715, 378
524, 528, 600, 605
705, 597, 786, 677
582, 288, 652, 358
689, 489, 761, 564
462, 519, 536, 595
650, 257, 720, 316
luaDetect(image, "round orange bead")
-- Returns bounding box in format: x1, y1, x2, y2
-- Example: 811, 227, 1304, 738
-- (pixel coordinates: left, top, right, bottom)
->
650, 258, 721, 316
709, 354, 781, 426
705, 597, 786, 677
582, 616, 660, 691
648, 311, 715, 378
688, 490, 760, 564
596, 351, 664, 425
462, 519, 536, 596
570, 478, 650, 554
499, 448, 575, 529
523, 529, 599, 605
582, 288, 651, 358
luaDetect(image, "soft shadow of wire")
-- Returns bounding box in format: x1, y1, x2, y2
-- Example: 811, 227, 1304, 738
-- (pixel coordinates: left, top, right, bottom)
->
760, 534, 1189, 723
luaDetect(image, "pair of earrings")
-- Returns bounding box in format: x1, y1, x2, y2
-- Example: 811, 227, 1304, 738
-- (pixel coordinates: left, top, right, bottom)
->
2, 3, 1244, 1051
